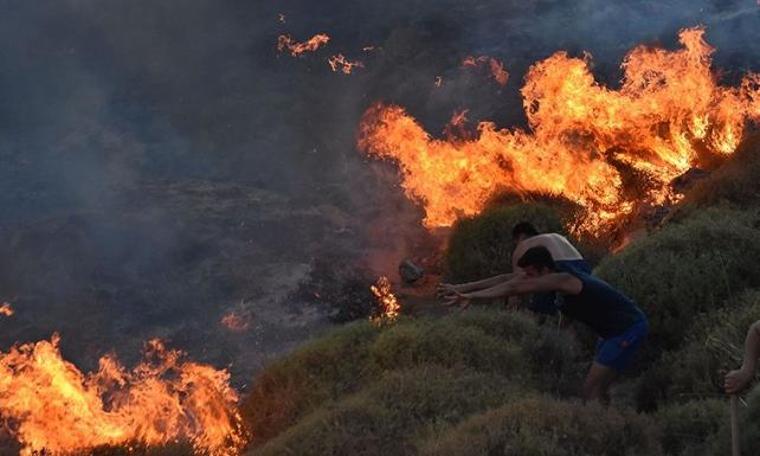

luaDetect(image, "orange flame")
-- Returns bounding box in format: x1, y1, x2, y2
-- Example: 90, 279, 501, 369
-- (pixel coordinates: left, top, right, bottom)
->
0, 303, 13, 317
462, 55, 509, 86
0, 335, 247, 455
359, 27, 760, 235
328, 54, 364, 74
369, 276, 400, 324
221, 310, 252, 332
277, 33, 330, 57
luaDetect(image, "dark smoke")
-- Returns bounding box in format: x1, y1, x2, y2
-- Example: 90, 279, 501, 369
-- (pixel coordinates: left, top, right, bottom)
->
0, 0, 758, 384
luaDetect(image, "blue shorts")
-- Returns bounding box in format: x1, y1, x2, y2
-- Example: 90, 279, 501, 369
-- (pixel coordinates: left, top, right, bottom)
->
526, 260, 591, 315
595, 319, 648, 372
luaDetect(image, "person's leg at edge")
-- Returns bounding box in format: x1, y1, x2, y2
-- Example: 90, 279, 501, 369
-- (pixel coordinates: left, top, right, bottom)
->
583, 362, 618, 403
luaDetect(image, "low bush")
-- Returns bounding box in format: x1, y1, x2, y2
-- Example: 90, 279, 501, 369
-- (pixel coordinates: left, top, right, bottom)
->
635, 290, 760, 410
370, 318, 528, 379
654, 399, 728, 456
595, 208, 760, 362
243, 309, 589, 448
251, 366, 528, 456
692, 384, 760, 455
419, 396, 662, 455
735, 383, 760, 455
241, 322, 381, 443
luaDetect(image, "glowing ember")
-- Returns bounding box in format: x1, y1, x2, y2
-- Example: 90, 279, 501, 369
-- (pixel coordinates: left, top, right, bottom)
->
369, 276, 400, 324
462, 55, 509, 86
221, 310, 252, 332
328, 54, 364, 74
359, 27, 760, 235
0, 335, 247, 455
277, 33, 330, 57
0, 303, 13, 317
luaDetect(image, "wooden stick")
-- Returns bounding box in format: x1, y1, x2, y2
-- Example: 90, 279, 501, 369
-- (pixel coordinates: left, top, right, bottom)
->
731, 395, 740, 456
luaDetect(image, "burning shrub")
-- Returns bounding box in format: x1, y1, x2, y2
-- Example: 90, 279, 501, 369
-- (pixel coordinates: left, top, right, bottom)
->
635, 290, 760, 411
241, 322, 381, 444
82, 443, 194, 455
251, 366, 528, 456
419, 396, 662, 456
445, 203, 567, 282
654, 399, 729, 456
595, 208, 760, 362
675, 134, 760, 218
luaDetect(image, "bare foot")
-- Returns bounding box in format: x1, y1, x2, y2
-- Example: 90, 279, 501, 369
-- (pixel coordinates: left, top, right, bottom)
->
725, 368, 754, 394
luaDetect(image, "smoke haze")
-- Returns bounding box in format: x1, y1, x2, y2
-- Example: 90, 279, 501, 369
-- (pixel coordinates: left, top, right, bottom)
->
0, 0, 758, 383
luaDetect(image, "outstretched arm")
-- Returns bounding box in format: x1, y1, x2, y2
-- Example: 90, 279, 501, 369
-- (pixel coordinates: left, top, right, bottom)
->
725, 320, 760, 394
458, 273, 581, 300
438, 273, 517, 299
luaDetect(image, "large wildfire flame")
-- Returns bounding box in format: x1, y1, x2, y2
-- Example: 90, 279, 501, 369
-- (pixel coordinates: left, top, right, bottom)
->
358, 27, 760, 235
0, 335, 247, 455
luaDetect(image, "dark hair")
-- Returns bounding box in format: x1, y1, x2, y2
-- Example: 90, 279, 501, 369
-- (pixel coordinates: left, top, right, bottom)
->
517, 246, 555, 270
512, 222, 539, 240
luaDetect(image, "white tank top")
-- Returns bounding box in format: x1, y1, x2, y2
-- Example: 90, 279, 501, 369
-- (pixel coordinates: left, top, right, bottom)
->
512, 233, 583, 270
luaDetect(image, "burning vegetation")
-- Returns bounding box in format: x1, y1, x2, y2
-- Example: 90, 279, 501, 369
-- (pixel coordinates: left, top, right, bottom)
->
370, 276, 400, 324
328, 54, 365, 74
0, 335, 247, 455
359, 27, 760, 236
0, 303, 13, 317
277, 33, 330, 57
462, 55, 509, 86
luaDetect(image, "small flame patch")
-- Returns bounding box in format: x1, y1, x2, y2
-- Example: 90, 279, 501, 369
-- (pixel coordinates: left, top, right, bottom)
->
370, 276, 400, 325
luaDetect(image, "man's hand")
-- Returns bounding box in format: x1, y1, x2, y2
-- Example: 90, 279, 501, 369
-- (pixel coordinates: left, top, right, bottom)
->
436, 283, 458, 298
442, 290, 471, 310
725, 367, 754, 395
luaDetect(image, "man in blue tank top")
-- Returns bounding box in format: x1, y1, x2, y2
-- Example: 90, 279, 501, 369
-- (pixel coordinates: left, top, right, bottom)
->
437, 222, 590, 316
443, 245, 648, 402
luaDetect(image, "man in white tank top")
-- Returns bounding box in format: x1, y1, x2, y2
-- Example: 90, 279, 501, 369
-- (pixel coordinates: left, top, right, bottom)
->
437, 222, 590, 314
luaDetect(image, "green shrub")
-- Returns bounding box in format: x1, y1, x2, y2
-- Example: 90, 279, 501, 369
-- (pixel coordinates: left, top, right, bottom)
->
241, 322, 381, 444
370, 318, 528, 379
251, 366, 528, 456
636, 290, 760, 410
700, 384, 760, 455
595, 208, 760, 362
419, 396, 662, 455
654, 399, 728, 456
243, 309, 588, 449
445, 203, 566, 282
735, 383, 760, 455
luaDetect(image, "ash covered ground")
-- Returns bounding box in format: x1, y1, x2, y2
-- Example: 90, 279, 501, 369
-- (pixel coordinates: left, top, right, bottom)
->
1, 0, 759, 385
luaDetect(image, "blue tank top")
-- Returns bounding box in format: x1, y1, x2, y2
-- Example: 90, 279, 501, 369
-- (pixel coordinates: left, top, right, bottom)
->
558, 272, 646, 338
